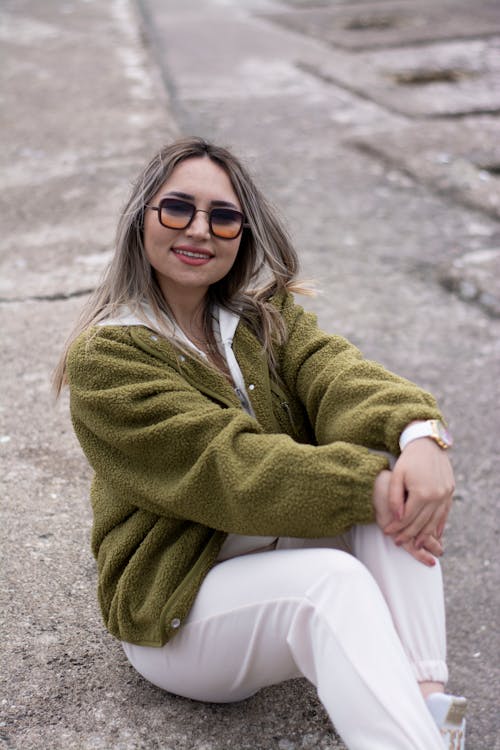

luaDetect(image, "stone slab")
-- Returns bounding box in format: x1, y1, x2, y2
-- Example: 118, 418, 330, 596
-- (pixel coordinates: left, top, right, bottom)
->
262, 0, 500, 50
346, 116, 500, 219
0, 0, 177, 302
278, 0, 429, 6
438, 248, 500, 317
298, 37, 500, 117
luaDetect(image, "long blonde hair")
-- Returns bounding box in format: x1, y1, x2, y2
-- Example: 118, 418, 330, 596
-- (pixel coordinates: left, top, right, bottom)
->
54, 137, 309, 394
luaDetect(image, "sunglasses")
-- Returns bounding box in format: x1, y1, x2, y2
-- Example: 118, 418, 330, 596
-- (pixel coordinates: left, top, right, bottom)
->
146, 197, 247, 240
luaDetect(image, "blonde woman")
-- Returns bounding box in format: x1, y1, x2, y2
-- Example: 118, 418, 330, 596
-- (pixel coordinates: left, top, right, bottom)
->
56, 137, 466, 749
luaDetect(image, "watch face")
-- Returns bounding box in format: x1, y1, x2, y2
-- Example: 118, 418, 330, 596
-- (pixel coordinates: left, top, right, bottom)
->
433, 420, 453, 448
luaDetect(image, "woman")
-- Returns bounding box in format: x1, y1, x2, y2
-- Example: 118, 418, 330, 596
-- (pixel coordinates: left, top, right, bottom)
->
55, 137, 466, 749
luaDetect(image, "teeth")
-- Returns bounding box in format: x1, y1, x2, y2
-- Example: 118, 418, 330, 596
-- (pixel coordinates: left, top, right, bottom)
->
174, 249, 211, 259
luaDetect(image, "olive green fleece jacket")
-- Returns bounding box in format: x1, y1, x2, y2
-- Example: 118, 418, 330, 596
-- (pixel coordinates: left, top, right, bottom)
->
67, 292, 443, 647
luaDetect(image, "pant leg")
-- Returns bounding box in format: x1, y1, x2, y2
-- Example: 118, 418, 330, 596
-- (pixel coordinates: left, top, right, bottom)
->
277, 524, 448, 685
122, 547, 444, 750
346, 523, 448, 685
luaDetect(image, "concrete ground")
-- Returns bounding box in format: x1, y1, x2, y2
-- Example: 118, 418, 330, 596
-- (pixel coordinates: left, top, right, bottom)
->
1, 0, 499, 748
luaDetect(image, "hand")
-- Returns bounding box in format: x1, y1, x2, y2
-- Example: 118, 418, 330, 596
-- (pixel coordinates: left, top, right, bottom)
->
372, 469, 443, 566
382, 439, 455, 547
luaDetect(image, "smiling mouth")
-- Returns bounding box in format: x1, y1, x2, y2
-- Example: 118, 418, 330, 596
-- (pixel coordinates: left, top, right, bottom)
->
172, 248, 213, 260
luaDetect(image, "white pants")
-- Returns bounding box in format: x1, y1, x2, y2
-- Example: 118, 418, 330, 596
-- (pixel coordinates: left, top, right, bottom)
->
122, 524, 447, 750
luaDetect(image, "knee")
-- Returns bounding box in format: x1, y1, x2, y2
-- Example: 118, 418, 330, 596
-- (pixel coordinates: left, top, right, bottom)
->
287, 551, 388, 653
319, 547, 370, 576
299, 551, 391, 635
302, 548, 376, 595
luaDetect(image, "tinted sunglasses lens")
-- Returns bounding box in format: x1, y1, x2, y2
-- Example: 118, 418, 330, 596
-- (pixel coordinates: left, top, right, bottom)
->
211, 208, 243, 239
159, 199, 193, 229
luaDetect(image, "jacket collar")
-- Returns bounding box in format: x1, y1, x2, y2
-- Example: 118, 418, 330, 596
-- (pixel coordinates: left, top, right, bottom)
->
98, 302, 241, 356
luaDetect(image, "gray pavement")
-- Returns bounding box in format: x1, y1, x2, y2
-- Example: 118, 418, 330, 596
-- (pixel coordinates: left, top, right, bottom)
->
1, 0, 499, 748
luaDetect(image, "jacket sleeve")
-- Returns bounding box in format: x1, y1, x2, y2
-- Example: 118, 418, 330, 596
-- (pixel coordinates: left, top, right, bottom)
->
67, 327, 389, 538
275, 292, 444, 455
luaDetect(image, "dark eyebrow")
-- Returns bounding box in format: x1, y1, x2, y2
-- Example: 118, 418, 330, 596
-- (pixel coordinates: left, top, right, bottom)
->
166, 191, 195, 201
165, 191, 240, 210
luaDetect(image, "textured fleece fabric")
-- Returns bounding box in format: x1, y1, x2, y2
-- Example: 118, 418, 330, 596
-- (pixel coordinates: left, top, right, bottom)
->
67, 292, 443, 646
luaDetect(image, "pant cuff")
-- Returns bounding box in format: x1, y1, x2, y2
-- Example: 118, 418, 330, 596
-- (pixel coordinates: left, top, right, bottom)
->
412, 659, 448, 685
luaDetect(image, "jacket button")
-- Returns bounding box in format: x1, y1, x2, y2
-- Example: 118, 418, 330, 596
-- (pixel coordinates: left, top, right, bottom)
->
179, 355, 186, 362
248, 383, 255, 391
171, 618, 181, 629
150, 335, 158, 342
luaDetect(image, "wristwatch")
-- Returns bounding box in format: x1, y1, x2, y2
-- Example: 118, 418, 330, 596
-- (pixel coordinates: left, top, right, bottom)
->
399, 420, 453, 451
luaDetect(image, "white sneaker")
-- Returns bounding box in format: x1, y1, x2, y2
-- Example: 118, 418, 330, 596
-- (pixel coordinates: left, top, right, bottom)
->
427, 693, 467, 750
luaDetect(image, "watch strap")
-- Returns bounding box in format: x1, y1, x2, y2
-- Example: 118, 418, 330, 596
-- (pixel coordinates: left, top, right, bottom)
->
399, 420, 453, 451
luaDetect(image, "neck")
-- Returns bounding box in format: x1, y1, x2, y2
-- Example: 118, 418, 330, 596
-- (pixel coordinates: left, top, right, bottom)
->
159, 283, 208, 336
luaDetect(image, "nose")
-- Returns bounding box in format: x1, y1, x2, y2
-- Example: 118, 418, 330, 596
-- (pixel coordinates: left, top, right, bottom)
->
186, 209, 210, 239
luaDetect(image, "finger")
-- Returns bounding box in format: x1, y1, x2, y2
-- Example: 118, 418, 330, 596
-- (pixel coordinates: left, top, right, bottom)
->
384, 505, 422, 536
394, 505, 436, 545
383, 505, 418, 535
384, 488, 432, 535
387, 468, 406, 522
416, 535, 443, 557
436, 501, 452, 539
414, 507, 448, 547
384, 485, 449, 536
401, 539, 436, 567
420, 501, 452, 543
392, 484, 452, 541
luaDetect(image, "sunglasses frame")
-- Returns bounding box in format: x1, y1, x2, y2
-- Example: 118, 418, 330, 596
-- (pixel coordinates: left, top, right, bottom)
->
146, 198, 248, 240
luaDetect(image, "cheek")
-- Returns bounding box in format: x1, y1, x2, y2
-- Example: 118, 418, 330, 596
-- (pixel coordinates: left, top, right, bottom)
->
144, 217, 175, 257
225, 237, 242, 264
143, 216, 157, 255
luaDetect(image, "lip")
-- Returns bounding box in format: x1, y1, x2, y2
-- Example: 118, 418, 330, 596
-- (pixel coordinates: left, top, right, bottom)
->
172, 245, 214, 266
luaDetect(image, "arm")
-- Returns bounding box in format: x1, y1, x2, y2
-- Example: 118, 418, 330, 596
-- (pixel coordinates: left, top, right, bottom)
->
273, 293, 453, 549
275, 293, 443, 453
67, 327, 389, 539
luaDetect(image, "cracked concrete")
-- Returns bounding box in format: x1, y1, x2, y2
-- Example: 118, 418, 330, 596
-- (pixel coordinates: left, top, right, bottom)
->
346, 116, 500, 220
438, 248, 500, 318
291, 38, 500, 118
262, 0, 500, 50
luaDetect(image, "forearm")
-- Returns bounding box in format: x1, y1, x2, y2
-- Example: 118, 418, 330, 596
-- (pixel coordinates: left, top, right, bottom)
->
278, 297, 442, 452
73, 404, 388, 538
